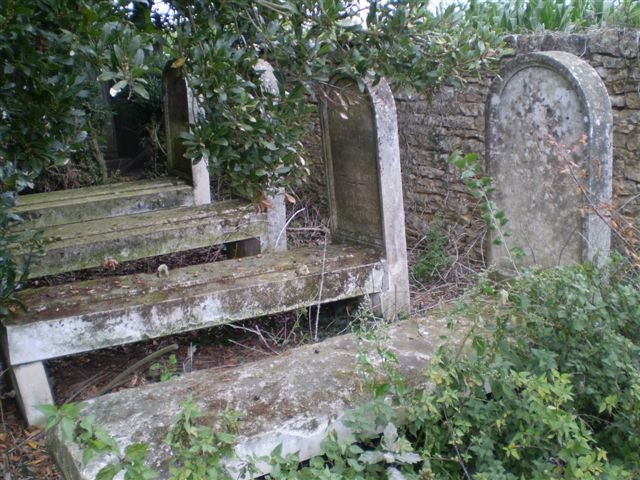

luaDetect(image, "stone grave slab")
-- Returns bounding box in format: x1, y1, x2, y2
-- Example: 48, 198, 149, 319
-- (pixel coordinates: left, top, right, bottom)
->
47, 312, 471, 480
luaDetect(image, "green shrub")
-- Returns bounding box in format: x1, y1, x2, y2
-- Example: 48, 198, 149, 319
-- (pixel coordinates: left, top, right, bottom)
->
266, 259, 640, 479
405, 258, 640, 479
411, 220, 453, 283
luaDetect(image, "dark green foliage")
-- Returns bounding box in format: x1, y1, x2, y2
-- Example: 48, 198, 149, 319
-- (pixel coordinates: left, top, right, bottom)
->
165, 396, 241, 479
0, 0, 158, 313
166, 0, 501, 199
489, 260, 640, 469
407, 259, 640, 478
39, 402, 157, 479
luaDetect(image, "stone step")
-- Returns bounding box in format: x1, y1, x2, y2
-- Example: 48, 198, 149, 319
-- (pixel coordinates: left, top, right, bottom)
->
4, 244, 385, 366
15, 178, 195, 229
47, 312, 469, 480
22, 198, 268, 278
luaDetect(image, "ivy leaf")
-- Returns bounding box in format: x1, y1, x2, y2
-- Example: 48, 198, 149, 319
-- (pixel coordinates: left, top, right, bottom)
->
132, 83, 150, 100
97, 71, 118, 82
124, 443, 149, 462
171, 57, 186, 68
359, 451, 386, 465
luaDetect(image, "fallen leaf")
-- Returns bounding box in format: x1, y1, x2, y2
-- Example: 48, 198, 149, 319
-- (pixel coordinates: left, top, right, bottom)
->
102, 257, 119, 270
29, 456, 47, 465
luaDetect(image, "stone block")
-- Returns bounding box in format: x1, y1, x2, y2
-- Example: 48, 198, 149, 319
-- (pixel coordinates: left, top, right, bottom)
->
610, 95, 626, 108
588, 30, 622, 56
24, 199, 269, 278
14, 178, 194, 229
11, 362, 54, 427
5, 245, 385, 366
619, 30, 640, 58
47, 313, 472, 479
624, 91, 640, 109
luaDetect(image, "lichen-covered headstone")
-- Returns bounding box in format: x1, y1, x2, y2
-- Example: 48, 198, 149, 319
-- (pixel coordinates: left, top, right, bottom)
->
486, 51, 612, 272
320, 76, 410, 318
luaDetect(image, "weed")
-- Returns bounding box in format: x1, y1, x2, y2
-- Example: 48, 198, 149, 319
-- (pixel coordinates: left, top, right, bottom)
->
411, 219, 453, 283
149, 353, 179, 382
39, 403, 158, 479
166, 396, 241, 480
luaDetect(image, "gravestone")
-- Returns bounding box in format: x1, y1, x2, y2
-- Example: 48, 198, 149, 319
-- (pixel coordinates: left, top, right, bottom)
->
255, 58, 279, 96
320, 76, 410, 319
163, 60, 286, 252
486, 51, 612, 272
163, 61, 211, 205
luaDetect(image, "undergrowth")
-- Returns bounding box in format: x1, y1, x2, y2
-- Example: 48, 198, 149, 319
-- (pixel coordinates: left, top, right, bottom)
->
261, 257, 640, 479
42, 258, 640, 478
410, 218, 454, 284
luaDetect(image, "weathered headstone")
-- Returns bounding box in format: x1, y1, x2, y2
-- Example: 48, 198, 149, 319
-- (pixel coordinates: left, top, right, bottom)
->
486, 51, 612, 272
320, 76, 410, 319
163, 61, 211, 205
163, 59, 286, 252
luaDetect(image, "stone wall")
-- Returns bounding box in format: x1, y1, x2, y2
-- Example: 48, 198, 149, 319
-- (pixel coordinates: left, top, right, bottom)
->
396, 28, 640, 256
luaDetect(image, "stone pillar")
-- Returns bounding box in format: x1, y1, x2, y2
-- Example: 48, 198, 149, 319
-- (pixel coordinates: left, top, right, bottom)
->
226, 190, 287, 258
320, 76, 410, 319
163, 61, 211, 205
11, 362, 53, 427
486, 51, 612, 272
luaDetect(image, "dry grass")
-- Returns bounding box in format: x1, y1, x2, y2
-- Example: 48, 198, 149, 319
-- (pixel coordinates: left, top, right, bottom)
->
408, 219, 487, 315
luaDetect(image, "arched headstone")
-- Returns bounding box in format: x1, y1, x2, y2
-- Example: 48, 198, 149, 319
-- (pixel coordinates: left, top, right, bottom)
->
320, 76, 410, 319
163, 61, 211, 205
486, 51, 612, 272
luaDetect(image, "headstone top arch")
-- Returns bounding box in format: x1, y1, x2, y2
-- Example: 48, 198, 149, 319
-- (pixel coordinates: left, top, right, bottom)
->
486, 50, 613, 272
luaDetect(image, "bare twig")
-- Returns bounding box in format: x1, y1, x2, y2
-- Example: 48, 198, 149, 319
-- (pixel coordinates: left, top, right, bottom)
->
226, 339, 275, 356
276, 207, 306, 248
227, 323, 281, 355
313, 230, 329, 341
